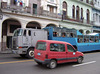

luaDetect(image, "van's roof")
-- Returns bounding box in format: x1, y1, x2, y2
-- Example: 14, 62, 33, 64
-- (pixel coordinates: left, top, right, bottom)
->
37, 40, 71, 45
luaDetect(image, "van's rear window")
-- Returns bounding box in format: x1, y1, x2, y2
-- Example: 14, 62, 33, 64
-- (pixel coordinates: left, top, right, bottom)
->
36, 42, 46, 50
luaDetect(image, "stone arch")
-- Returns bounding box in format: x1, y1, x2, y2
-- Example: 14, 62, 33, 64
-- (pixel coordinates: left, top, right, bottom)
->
46, 23, 57, 27
86, 30, 90, 34
79, 29, 84, 34
26, 21, 41, 29
2, 18, 21, 50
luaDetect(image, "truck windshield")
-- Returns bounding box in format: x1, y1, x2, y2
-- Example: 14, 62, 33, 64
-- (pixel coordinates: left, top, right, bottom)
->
36, 42, 46, 50
14, 29, 23, 36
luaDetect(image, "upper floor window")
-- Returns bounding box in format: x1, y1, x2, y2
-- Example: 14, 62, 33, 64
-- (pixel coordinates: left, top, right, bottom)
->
81, 8, 84, 22
72, 5, 75, 18
86, 9, 90, 23
62, 1, 67, 19
86, 0, 89, 3
76, 6, 80, 20
99, 16, 100, 23
10, 0, 17, 5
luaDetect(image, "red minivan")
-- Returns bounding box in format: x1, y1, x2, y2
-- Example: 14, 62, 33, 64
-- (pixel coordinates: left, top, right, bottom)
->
34, 40, 84, 69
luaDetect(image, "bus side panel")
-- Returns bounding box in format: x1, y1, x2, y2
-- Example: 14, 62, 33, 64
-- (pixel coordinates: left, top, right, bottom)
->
77, 43, 100, 52
52, 37, 77, 45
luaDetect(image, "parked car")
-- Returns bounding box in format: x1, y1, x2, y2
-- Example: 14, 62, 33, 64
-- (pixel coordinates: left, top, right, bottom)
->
34, 40, 84, 69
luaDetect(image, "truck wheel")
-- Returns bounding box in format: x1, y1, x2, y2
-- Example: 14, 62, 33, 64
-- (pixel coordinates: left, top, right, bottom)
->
77, 56, 83, 64
26, 48, 34, 59
48, 60, 57, 69
20, 54, 26, 58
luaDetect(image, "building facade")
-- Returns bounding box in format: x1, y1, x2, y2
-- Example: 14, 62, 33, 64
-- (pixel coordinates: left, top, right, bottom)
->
92, 0, 100, 33
0, 0, 94, 51
59, 0, 93, 34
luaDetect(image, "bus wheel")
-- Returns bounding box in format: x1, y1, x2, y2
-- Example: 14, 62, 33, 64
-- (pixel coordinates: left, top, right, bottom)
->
48, 60, 57, 69
77, 56, 83, 64
26, 48, 34, 59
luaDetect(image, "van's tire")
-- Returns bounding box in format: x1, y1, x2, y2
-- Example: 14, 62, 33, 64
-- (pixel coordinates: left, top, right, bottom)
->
48, 60, 57, 69
77, 56, 83, 64
26, 48, 34, 59
20, 54, 26, 58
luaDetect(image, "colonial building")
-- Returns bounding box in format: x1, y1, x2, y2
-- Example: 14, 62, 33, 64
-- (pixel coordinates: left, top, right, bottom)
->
92, 0, 100, 33
0, 0, 94, 51
59, 0, 93, 34
0, 0, 61, 51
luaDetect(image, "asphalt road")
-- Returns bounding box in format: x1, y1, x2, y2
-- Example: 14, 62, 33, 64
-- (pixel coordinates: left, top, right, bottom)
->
0, 52, 100, 74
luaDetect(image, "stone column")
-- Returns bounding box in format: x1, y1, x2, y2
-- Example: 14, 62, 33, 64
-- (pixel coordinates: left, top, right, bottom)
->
0, 20, 2, 51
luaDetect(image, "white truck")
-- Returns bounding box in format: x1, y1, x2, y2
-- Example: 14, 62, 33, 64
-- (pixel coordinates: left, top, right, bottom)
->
12, 28, 47, 58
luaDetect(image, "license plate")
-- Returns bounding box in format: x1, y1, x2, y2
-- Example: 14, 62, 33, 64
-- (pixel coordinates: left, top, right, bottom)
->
37, 53, 41, 55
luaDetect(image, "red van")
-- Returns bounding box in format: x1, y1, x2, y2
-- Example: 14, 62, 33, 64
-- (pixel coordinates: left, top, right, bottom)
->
34, 40, 84, 69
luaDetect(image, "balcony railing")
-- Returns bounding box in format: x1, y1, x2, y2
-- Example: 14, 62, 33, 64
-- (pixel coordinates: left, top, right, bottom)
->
79, 0, 94, 6
39, 10, 62, 19
62, 15, 94, 25
1, 2, 31, 13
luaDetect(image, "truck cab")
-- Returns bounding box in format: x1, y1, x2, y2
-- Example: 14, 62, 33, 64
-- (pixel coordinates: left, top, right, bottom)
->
12, 28, 47, 58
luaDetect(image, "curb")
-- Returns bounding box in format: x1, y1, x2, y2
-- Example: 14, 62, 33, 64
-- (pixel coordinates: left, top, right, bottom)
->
0, 50, 13, 54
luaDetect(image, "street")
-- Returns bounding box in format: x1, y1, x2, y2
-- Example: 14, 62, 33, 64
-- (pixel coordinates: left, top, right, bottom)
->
0, 52, 100, 74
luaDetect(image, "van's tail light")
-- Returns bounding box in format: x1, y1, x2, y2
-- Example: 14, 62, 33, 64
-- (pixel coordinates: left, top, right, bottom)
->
45, 54, 48, 59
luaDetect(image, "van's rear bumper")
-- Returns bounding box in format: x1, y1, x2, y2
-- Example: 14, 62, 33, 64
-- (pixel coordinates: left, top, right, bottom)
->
34, 58, 51, 65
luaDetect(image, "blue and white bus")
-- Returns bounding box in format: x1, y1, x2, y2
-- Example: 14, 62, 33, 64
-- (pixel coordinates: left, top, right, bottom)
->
44, 27, 100, 52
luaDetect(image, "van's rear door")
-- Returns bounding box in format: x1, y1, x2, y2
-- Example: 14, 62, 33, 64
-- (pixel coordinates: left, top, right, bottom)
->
34, 41, 47, 61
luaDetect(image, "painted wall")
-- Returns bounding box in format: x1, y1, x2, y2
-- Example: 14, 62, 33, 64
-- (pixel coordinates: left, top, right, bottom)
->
60, 0, 92, 21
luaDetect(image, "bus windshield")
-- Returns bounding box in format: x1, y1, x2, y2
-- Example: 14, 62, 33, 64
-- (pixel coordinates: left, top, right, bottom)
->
14, 29, 23, 36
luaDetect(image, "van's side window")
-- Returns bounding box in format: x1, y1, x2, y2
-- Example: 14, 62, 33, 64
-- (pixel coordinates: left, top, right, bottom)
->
50, 43, 65, 52
67, 44, 75, 52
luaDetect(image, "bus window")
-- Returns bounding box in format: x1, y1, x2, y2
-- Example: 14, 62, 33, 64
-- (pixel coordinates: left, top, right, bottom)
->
62, 32, 66, 37
84, 36, 89, 43
78, 35, 83, 43
70, 33, 74, 37
95, 36, 99, 42
66, 33, 70, 37
90, 36, 94, 42
53, 32, 57, 37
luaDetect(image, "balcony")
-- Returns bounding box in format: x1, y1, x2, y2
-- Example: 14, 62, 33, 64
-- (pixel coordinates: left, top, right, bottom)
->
62, 15, 93, 25
76, 0, 94, 6
1, 2, 31, 14
39, 10, 62, 19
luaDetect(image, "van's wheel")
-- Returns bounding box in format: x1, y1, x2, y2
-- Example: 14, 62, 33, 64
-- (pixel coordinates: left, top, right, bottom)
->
77, 56, 83, 64
48, 60, 57, 69
26, 48, 34, 59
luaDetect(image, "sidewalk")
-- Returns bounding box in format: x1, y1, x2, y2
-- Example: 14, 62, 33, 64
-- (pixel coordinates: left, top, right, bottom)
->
0, 49, 13, 54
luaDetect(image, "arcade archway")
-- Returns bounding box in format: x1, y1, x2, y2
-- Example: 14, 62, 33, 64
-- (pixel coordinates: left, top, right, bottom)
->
2, 19, 21, 50
26, 21, 41, 29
